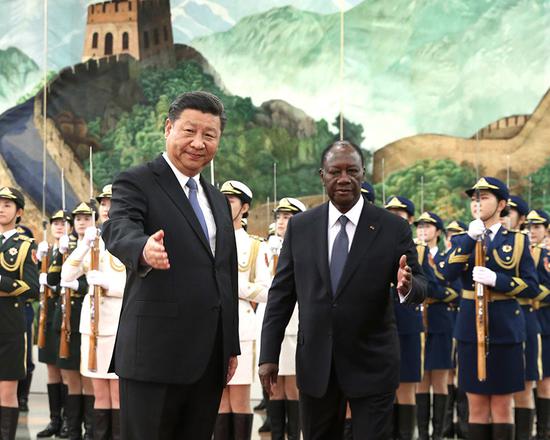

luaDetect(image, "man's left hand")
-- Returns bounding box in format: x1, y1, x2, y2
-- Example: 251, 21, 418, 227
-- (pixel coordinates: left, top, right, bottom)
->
396, 254, 412, 296
226, 356, 238, 384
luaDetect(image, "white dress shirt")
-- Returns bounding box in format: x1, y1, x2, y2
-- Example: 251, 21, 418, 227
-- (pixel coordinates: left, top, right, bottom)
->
0, 228, 17, 245
162, 152, 217, 255
327, 196, 364, 263
487, 222, 501, 241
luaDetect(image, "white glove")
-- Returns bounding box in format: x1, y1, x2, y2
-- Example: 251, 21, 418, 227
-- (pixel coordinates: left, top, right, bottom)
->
268, 235, 283, 255
60, 279, 79, 291
39, 273, 50, 287
86, 270, 110, 290
468, 219, 486, 241
59, 235, 70, 254
83, 227, 99, 247
36, 241, 49, 262
472, 266, 497, 287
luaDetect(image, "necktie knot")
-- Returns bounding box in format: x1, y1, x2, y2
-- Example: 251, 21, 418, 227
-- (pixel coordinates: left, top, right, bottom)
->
339, 215, 349, 228
186, 178, 198, 191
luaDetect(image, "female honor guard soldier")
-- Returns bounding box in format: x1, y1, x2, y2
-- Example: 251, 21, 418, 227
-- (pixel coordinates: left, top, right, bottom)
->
415, 212, 461, 440
0, 187, 39, 440
62, 186, 124, 440
385, 195, 432, 440
442, 177, 539, 440
263, 197, 306, 440
35, 209, 72, 438
56, 202, 94, 440
215, 181, 271, 440
512, 204, 543, 440
526, 209, 550, 439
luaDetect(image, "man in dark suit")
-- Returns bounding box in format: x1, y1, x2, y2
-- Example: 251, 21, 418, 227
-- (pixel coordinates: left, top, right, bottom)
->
259, 141, 427, 440
102, 91, 240, 440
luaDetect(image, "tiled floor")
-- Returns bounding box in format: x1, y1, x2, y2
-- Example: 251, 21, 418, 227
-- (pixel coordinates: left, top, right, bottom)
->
16, 394, 271, 439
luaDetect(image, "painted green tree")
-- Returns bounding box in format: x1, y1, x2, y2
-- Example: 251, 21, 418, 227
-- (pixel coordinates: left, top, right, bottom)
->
373, 159, 477, 223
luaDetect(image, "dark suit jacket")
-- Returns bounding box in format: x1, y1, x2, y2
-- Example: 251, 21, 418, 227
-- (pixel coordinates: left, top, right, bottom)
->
259, 201, 426, 398
102, 154, 239, 384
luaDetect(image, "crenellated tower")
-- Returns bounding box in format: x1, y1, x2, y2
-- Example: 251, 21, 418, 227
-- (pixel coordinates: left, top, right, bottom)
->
82, 0, 175, 67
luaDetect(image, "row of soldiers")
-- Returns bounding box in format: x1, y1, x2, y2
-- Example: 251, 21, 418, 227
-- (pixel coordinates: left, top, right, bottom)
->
0, 184, 125, 440
0, 172, 549, 440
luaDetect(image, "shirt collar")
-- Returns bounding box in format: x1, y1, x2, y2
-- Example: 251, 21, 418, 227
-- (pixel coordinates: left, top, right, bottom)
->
162, 152, 200, 189
328, 196, 364, 228
429, 246, 439, 257
487, 222, 502, 238
0, 228, 17, 241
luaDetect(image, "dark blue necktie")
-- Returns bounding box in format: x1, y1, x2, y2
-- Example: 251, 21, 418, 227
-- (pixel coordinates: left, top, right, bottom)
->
330, 216, 349, 295
186, 178, 209, 241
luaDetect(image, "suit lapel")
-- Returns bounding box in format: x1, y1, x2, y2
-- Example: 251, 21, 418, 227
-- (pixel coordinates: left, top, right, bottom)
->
149, 155, 213, 259
335, 202, 382, 299
0, 234, 14, 253
314, 203, 333, 295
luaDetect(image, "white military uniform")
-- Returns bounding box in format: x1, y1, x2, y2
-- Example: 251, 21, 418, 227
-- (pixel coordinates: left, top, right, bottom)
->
62, 237, 125, 379
265, 234, 299, 376
229, 227, 271, 385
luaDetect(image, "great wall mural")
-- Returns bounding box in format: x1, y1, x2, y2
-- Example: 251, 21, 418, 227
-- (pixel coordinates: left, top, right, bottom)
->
0, 0, 549, 235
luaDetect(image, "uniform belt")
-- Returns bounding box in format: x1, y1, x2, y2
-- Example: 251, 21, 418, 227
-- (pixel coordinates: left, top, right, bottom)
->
517, 298, 534, 306
462, 290, 514, 301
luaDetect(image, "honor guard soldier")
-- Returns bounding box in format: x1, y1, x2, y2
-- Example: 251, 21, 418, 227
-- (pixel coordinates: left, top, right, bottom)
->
442, 219, 467, 439
215, 181, 271, 440
360, 182, 376, 204
13, 224, 36, 414
502, 195, 529, 231
385, 196, 435, 440
57, 202, 95, 440
513, 203, 544, 440
96, 185, 112, 228
262, 197, 306, 440
0, 187, 39, 440
415, 212, 461, 440
526, 209, 550, 439
35, 209, 73, 437
442, 177, 539, 439
61, 186, 123, 440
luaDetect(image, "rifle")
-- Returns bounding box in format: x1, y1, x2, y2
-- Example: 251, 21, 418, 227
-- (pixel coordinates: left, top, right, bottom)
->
474, 234, 490, 381
88, 147, 101, 372
58, 252, 71, 359
37, 234, 50, 349
59, 169, 72, 359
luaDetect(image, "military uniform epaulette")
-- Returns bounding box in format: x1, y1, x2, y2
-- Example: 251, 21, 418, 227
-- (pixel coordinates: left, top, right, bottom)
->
13, 235, 34, 243
453, 231, 468, 236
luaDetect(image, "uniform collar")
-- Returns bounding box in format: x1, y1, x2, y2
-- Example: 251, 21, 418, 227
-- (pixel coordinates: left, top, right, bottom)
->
0, 228, 18, 242
328, 195, 364, 229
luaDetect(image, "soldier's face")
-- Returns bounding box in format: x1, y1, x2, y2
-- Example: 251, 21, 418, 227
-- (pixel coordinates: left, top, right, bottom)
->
417, 223, 437, 243
470, 191, 505, 221
320, 145, 364, 212
0, 199, 20, 227
99, 198, 111, 223
74, 214, 93, 237
502, 209, 520, 230
528, 224, 546, 244
51, 219, 66, 239
165, 109, 221, 177
227, 196, 248, 224
388, 208, 412, 224
276, 212, 292, 237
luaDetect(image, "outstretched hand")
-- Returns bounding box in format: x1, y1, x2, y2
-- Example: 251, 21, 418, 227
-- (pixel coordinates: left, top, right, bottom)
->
396, 254, 412, 296
141, 230, 170, 270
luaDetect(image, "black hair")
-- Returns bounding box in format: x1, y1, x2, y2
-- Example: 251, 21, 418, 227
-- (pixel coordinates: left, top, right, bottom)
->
320, 140, 365, 168
168, 91, 227, 132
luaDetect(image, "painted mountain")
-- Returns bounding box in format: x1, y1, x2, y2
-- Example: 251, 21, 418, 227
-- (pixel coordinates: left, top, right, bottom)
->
0, 48, 41, 115
191, 0, 550, 150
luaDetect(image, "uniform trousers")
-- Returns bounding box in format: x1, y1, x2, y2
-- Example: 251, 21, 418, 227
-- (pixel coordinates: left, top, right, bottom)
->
299, 362, 395, 440
119, 321, 224, 440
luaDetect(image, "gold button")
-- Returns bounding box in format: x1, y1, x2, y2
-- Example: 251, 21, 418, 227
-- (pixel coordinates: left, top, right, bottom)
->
530, 308, 533, 312
486, 256, 489, 261
71, 300, 74, 305
506, 256, 511, 261
14, 303, 19, 308
458, 248, 462, 252
510, 282, 515, 286
515, 309, 520, 315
